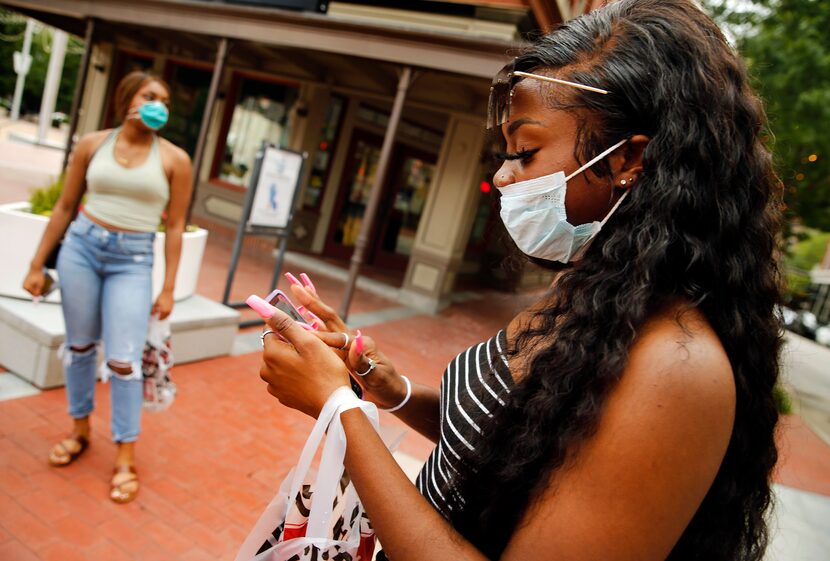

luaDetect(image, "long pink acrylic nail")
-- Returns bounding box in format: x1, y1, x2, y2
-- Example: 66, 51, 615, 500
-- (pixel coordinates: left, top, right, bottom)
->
299, 273, 317, 294
246, 295, 277, 319
284, 272, 302, 287
307, 310, 323, 325
353, 330, 364, 355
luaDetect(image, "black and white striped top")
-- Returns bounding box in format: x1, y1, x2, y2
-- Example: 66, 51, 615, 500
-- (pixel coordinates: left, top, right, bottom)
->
415, 329, 515, 519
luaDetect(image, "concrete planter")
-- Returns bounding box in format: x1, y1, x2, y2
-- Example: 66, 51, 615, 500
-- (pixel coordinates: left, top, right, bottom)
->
0, 202, 208, 303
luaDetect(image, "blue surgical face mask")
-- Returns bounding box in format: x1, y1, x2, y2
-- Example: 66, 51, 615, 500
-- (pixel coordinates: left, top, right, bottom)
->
497, 138, 629, 263
130, 100, 169, 130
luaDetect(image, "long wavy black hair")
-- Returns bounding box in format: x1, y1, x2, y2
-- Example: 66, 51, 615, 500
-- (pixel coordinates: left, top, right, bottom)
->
450, 1, 783, 559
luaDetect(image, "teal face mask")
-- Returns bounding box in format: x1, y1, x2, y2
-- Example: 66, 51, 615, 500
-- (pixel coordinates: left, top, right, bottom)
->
134, 101, 169, 130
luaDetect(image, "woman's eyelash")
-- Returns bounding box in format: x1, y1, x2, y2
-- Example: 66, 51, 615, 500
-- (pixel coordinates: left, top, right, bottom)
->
495, 148, 539, 161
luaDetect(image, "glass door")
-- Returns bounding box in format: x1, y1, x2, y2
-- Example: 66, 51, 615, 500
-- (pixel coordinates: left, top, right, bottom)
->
372, 148, 436, 269
324, 131, 383, 260
325, 132, 437, 271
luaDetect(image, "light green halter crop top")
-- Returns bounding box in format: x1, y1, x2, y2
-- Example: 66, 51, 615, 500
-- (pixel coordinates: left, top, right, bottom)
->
84, 129, 170, 232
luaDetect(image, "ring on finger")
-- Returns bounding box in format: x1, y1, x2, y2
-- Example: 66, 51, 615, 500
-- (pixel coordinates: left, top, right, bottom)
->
355, 357, 376, 377
338, 332, 350, 350
261, 329, 277, 347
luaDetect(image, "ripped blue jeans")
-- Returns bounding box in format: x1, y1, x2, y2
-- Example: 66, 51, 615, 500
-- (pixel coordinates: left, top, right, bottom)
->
56, 212, 155, 443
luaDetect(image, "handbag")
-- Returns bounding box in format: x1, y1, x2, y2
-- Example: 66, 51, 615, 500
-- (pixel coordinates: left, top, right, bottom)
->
141, 315, 176, 412
235, 388, 392, 561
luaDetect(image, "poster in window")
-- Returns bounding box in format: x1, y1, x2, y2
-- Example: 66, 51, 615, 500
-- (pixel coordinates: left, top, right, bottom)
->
248, 146, 303, 230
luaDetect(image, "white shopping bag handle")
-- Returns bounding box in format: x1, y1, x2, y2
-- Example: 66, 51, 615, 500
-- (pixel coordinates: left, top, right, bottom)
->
283, 387, 377, 534
306, 395, 378, 538
282, 388, 349, 524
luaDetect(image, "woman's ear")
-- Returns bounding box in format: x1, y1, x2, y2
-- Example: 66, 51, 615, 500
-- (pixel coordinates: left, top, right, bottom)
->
612, 134, 650, 189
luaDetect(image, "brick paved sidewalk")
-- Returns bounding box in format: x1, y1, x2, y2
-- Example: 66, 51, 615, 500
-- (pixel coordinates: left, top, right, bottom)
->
2, 239, 829, 560
0, 287, 538, 560
2, 305, 830, 561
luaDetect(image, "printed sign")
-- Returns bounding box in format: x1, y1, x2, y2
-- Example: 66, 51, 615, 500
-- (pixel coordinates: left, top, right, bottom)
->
248, 146, 303, 230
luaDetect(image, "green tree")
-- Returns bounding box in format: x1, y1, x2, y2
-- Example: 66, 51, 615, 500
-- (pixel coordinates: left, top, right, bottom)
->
0, 9, 82, 117
703, 0, 830, 230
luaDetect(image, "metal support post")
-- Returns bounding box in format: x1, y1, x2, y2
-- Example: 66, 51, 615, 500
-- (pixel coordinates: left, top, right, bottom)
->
338, 66, 413, 321
222, 146, 263, 307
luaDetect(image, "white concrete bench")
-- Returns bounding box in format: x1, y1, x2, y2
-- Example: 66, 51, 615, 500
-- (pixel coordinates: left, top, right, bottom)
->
0, 294, 239, 389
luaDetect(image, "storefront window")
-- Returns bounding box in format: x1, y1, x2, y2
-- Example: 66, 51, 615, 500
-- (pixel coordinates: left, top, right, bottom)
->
164, 63, 212, 156
216, 76, 299, 187
303, 95, 345, 209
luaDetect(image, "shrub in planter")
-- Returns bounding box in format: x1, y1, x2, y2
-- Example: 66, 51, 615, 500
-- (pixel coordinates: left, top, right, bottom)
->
29, 174, 65, 216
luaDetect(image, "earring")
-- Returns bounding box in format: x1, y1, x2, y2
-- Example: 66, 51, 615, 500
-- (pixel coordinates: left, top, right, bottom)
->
620, 179, 627, 186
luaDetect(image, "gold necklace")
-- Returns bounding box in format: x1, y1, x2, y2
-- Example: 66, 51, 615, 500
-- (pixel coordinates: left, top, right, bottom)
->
115, 130, 154, 166
114, 132, 130, 165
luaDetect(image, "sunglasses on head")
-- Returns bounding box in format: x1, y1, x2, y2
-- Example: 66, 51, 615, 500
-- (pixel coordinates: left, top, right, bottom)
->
487, 60, 611, 130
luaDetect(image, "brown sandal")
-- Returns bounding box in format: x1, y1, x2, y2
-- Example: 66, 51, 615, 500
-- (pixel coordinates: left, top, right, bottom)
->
48, 434, 89, 467
110, 464, 139, 504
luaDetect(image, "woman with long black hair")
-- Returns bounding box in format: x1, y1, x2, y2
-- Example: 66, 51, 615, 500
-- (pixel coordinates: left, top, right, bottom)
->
254, 0, 782, 559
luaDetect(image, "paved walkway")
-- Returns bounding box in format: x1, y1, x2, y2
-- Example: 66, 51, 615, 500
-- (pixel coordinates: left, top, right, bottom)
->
1, 133, 828, 560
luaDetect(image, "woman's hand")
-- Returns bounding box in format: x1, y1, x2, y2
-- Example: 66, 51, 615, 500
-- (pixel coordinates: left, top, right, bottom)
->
23, 266, 46, 297
284, 272, 357, 364
152, 289, 174, 320
284, 272, 349, 334
305, 329, 408, 409
283, 272, 407, 407
258, 300, 351, 418
346, 333, 409, 410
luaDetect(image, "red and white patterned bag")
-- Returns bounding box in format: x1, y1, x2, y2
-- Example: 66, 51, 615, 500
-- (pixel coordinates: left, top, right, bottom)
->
141, 315, 175, 412
235, 389, 387, 561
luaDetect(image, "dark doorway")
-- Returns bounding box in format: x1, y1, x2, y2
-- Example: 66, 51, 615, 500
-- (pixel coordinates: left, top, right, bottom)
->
324, 129, 437, 271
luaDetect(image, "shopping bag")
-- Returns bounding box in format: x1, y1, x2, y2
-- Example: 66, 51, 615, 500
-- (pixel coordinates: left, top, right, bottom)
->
235, 388, 388, 561
141, 315, 176, 412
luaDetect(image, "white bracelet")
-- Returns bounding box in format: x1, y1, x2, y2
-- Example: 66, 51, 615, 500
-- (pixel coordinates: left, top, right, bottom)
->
380, 375, 411, 413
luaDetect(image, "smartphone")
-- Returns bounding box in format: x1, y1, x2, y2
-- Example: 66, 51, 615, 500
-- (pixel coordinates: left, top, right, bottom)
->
265, 289, 307, 324
41, 271, 59, 298
261, 289, 364, 398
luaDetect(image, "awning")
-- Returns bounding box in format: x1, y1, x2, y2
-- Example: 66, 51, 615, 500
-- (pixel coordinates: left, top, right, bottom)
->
1, 0, 523, 78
